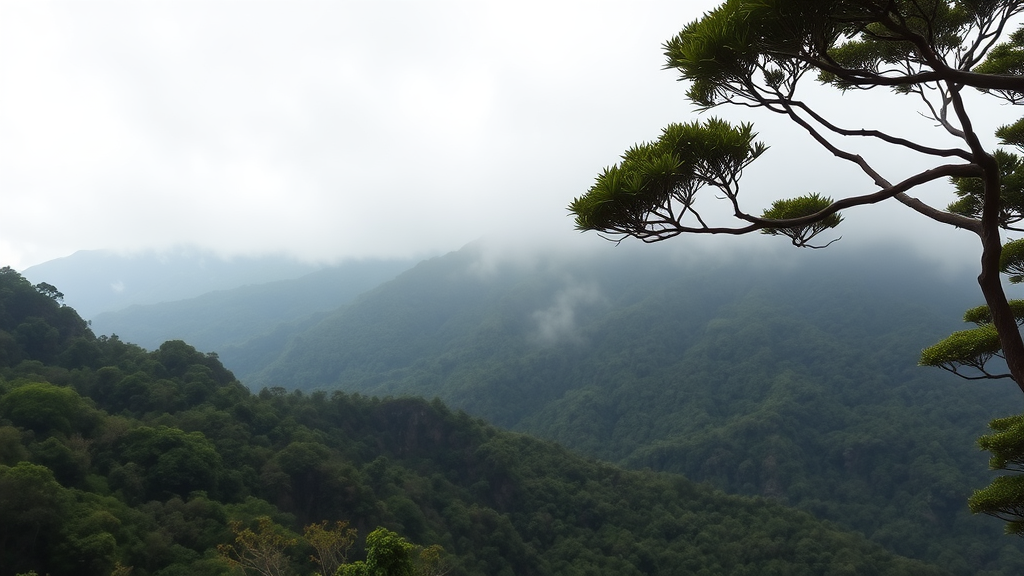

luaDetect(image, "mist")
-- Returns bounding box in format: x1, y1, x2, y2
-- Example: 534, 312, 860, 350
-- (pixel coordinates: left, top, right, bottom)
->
1, 0, 1006, 275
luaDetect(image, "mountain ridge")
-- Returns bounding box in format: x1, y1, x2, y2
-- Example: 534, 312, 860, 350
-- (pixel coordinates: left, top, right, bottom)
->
21, 247, 327, 318
89, 258, 416, 353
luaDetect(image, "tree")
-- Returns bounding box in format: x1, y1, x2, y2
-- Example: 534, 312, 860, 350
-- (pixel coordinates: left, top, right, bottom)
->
0, 463, 71, 575
967, 414, 1024, 533
568, 0, 1024, 533
0, 381, 99, 437
217, 516, 296, 576
412, 545, 453, 576
338, 528, 414, 576
304, 520, 357, 576
33, 283, 63, 304
569, 0, 1024, 390
118, 425, 223, 500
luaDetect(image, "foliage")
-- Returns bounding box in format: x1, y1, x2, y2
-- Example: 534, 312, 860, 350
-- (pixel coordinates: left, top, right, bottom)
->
962, 300, 1024, 325
920, 324, 1003, 378
570, 0, 1024, 248
117, 425, 224, 501
218, 516, 297, 576
565, 0, 1024, 538
760, 193, 843, 248
339, 528, 414, 576
0, 381, 100, 436
414, 544, 452, 576
304, 520, 357, 576
567, 119, 768, 243
0, 266, 92, 367
0, 462, 71, 574
0, 268, 960, 576
970, 415, 1024, 534
921, 232, 1024, 534
948, 150, 1024, 228
222, 244, 1024, 573
569, 0, 1024, 384
1000, 239, 1024, 284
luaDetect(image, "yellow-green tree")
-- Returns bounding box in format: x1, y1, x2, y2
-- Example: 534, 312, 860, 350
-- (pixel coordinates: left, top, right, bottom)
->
217, 516, 296, 576
304, 520, 357, 576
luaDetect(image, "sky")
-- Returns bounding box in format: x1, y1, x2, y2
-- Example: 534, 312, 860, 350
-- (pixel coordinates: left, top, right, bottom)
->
0, 0, 1013, 272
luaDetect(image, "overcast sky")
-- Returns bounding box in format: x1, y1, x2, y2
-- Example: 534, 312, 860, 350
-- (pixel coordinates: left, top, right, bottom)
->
1, 0, 1013, 272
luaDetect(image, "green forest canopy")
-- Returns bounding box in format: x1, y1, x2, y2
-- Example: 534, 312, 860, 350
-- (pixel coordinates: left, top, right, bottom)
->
0, 265, 973, 575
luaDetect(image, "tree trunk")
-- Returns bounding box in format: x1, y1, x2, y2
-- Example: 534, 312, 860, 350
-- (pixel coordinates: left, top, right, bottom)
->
978, 154, 1024, 395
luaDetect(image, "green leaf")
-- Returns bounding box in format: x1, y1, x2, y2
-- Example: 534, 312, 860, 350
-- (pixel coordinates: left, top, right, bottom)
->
569, 118, 766, 237
996, 117, 1024, 151
919, 324, 1001, 368
969, 475, 1024, 535
948, 150, 1024, 228
962, 300, 1024, 325
977, 414, 1024, 471
1002, 239, 1024, 283
974, 26, 1024, 102
759, 193, 842, 247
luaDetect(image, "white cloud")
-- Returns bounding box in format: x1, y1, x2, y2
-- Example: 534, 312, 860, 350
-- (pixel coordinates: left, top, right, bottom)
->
0, 0, 1010, 274
532, 282, 604, 344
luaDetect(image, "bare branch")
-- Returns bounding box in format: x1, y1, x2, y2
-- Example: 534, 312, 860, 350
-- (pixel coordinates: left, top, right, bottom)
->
934, 364, 1016, 380
784, 100, 972, 160
811, 58, 1024, 92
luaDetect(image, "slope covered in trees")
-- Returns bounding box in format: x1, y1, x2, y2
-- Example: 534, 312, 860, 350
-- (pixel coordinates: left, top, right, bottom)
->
229, 242, 1024, 571
0, 266, 954, 576
88, 258, 415, 354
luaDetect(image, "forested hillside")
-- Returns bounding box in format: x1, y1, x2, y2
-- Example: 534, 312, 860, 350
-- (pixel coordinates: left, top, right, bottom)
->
88, 258, 415, 353
0, 266, 958, 576
228, 242, 1024, 572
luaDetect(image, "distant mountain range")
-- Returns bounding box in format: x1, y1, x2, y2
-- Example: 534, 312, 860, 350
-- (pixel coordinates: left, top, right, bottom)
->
21, 247, 417, 356
21, 247, 417, 319
87, 259, 416, 353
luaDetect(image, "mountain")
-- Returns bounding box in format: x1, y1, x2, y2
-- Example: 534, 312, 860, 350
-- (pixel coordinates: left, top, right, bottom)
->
0, 265, 952, 576
87, 258, 416, 355
228, 240, 1024, 572
20, 247, 329, 318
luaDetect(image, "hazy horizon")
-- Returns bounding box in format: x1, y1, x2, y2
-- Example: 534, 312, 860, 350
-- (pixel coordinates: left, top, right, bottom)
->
2, 0, 1004, 273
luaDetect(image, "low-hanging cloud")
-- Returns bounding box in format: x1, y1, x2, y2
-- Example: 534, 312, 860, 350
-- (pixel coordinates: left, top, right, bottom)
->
532, 282, 604, 345
0, 0, 999, 280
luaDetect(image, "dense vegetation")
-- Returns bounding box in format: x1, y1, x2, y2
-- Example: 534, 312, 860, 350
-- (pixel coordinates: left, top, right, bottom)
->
0, 265, 957, 575
221, 243, 1024, 572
